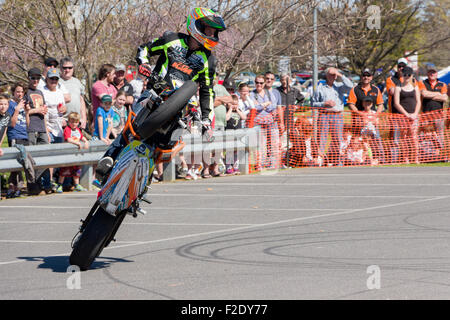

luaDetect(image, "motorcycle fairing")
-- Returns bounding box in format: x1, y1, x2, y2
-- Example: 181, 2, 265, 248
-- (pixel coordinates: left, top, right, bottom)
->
98, 140, 155, 215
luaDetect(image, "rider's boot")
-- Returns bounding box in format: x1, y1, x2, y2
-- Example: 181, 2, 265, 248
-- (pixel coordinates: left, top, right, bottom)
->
95, 133, 128, 183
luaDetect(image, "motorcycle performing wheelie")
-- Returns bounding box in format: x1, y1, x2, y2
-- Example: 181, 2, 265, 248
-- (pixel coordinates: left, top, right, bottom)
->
69, 7, 226, 270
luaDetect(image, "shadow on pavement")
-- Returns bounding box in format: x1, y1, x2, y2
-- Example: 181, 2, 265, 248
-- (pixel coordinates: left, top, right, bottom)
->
17, 256, 133, 273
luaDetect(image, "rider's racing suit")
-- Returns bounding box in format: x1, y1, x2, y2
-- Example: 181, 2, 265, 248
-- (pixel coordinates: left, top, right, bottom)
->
102, 31, 217, 161
136, 31, 217, 123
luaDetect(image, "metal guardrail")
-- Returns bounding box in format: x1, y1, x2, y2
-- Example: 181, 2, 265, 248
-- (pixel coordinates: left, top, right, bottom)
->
0, 140, 108, 173
162, 127, 261, 181
0, 127, 261, 190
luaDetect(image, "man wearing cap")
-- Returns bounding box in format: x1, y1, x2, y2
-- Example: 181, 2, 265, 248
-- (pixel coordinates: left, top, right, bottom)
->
38, 57, 71, 104
24, 67, 52, 193
41, 67, 67, 192
113, 64, 134, 109
419, 65, 448, 149
347, 68, 385, 163
24, 68, 48, 145
348, 68, 384, 115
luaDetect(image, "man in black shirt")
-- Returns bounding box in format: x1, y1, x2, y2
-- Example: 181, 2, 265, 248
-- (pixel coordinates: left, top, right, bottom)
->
277, 73, 304, 127
24, 68, 49, 145
24, 67, 52, 193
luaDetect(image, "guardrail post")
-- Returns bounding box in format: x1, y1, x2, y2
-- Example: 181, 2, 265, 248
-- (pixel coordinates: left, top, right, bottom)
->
162, 160, 177, 182
80, 165, 94, 191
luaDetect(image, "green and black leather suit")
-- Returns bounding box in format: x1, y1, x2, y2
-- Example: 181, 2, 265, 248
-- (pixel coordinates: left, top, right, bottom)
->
136, 31, 217, 122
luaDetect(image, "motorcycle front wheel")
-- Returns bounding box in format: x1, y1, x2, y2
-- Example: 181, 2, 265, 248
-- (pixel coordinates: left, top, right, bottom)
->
69, 207, 126, 271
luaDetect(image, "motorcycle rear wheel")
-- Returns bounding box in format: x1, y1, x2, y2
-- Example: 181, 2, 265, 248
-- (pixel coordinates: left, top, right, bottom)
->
135, 80, 198, 140
69, 207, 125, 271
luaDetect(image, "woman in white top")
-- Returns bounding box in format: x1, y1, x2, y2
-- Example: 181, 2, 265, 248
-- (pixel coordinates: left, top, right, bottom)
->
41, 68, 66, 144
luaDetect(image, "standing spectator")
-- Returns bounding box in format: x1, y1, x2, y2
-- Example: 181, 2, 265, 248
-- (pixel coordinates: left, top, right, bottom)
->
225, 94, 246, 175
264, 71, 284, 132
386, 58, 409, 113
277, 73, 305, 161
223, 78, 236, 95
0, 94, 10, 147
347, 68, 384, 115
0, 94, 9, 193
91, 64, 117, 130
226, 94, 245, 130
42, 68, 66, 144
347, 68, 385, 163
129, 73, 148, 101
250, 74, 281, 169
111, 90, 128, 138
213, 79, 234, 131
24, 67, 52, 194
93, 94, 114, 145
393, 66, 421, 164
38, 57, 71, 104
41, 68, 67, 191
6, 83, 28, 198
277, 73, 305, 112
113, 64, 134, 112
59, 57, 87, 130
237, 82, 255, 127
419, 65, 448, 150
359, 96, 386, 164
311, 67, 353, 166
56, 112, 89, 193
201, 80, 233, 178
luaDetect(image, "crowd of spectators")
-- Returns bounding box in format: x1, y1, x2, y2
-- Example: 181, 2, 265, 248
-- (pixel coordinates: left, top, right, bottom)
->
0, 56, 449, 198
0, 58, 143, 198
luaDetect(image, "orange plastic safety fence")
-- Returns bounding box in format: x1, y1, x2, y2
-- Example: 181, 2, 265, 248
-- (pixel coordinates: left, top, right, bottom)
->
248, 106, 449, 172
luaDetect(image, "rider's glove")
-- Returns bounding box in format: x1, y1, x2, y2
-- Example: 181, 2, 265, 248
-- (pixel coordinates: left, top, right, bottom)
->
138, 63, 152, 78
201, 119, 214, 143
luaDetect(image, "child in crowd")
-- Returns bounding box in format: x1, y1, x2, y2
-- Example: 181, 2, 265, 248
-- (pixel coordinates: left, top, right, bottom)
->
0, 94, 11, 196
0, 94, 11, 147
111, 90, 128, 138
360, 96, 379, 138
225, 94, 246, 174
299, 119, 319, 167
418, 125, 441, 163
237, 82, 255, 128
178, 119, 204, 180
344, 135, 375, 166
287, 117, 319, 167
56, 112, 89, 193
359, 96, 385, 164
93, 94, 114, 145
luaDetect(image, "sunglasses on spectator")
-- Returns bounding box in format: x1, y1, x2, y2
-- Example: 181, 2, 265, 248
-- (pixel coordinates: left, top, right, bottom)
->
403, 74, 412, 77
362, 74, 372, 77
255, 81, 265, 85
29, 76, 40, 80
46, 63, 58, 67
62, 66, 74, 70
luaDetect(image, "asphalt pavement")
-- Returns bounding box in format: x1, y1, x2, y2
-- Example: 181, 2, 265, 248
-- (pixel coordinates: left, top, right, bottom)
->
1, 166, 450, 300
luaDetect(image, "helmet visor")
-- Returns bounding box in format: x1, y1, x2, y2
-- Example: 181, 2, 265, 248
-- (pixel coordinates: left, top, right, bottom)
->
197, 16, 226, 32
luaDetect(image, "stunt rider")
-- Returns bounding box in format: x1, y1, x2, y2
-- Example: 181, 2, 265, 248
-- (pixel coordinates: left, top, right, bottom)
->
95, 8, 226, 181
